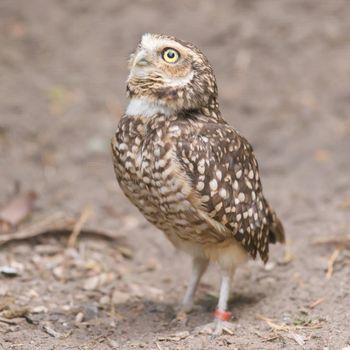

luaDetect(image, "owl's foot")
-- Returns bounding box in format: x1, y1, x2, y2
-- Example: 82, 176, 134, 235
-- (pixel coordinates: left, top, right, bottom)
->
175, 300, 202, 315
179, 300, 194, 313
195, 319, 235, 336
195, 308, 234, 335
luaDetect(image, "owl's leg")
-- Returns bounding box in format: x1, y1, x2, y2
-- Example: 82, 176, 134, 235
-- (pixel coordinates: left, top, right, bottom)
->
181, 256, 209, 312
195, 267, 235, 335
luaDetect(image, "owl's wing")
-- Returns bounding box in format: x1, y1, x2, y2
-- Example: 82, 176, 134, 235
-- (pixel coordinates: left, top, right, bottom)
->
176, 122, 285, 262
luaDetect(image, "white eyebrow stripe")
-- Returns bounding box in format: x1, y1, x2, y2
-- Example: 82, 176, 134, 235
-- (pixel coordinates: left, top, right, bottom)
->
126, 98, 175, 117
141, 33, 178, 53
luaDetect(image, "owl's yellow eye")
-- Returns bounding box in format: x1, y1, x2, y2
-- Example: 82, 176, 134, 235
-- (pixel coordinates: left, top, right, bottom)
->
162, 48, 180, 63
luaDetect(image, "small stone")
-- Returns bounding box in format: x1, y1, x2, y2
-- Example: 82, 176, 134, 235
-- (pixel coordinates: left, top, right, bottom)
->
75, 312, 84, 323
52, 266, 64, 279
108, 339, 119, 349
79, 304, 98, 320
31, 306, 48, 314
112, 290, 131, 305
264, 262, 276, 271
99, 295, 110, 305
83, 275, 100, 291
0, 266, 18, 277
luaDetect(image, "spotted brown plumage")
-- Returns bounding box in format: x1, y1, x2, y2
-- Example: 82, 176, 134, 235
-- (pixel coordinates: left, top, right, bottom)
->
111, 33, 285, 334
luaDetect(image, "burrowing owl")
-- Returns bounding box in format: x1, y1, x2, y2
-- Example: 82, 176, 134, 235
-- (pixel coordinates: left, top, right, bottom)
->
112, 33, 285, 334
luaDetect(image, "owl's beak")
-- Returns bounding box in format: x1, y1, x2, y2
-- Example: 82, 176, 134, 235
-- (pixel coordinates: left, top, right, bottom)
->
133, 50, 150, 67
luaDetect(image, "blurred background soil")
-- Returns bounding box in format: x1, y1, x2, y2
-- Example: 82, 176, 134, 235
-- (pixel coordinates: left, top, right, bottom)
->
0, 0, 350, 349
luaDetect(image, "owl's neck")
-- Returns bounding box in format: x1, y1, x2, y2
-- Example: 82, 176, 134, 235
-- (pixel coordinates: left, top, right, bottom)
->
125, 96, 223, 123
126, 98, 174, 117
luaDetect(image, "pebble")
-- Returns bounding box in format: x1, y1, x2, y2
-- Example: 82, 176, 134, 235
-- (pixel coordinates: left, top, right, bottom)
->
0, 266, 18, 277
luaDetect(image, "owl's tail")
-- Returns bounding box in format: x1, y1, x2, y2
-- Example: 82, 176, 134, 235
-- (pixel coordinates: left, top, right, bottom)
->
267, 206, 286, 244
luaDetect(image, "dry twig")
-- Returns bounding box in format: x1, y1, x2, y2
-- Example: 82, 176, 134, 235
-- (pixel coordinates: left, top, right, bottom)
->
0, 212, 121, 247
308, 297, 325, 309
155, 342, 163, 350
67, 207, 92, 247
257, 314, 322, 331
254, 330, 280, 342
326, 249, 340, 279
256, 313, 322, 346
256, 314, 289, 331
0, 316, 23, 325
0, 212, 73, 246
313, 236, 350, 249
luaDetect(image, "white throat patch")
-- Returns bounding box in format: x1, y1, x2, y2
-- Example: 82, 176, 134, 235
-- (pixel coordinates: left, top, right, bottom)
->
126, 98, 174, 117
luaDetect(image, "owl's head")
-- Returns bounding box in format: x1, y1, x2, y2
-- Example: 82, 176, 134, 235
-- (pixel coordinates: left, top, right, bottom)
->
126, 33, 218, 115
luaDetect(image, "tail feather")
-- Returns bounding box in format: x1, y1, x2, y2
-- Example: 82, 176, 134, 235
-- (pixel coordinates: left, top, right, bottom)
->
268, 207, 285, 244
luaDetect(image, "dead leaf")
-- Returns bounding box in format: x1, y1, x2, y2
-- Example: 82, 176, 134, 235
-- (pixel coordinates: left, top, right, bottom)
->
2, 306, 28, 319
286, 332, 305, 346
0, 296, 15, 312
0, 191, 37, 228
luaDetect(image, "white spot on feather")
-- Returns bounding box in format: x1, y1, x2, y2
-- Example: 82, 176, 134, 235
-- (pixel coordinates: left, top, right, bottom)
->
219, 188, 227, 198
196, 182, 205, 191
209, 179, 218, 191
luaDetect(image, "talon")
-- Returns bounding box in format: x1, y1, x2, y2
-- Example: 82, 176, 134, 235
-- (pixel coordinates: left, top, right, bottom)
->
195, 319, 235, 336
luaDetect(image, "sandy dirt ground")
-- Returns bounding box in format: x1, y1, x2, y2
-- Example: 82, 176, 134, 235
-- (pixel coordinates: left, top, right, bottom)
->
1, 0, 350, 349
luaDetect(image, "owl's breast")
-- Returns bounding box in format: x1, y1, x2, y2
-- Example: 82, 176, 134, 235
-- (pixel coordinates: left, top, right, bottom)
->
112, 115, 208, 239
112, 117, 149, 206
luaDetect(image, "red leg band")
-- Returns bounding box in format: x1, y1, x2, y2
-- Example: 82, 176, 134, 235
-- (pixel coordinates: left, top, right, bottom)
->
214, 308, 232, 321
